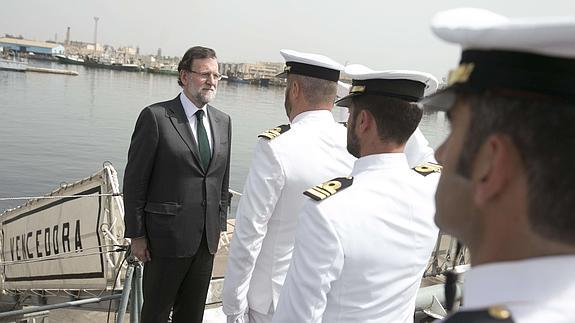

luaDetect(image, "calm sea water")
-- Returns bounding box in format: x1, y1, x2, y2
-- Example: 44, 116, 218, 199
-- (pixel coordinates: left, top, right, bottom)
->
0, 61, 448, 211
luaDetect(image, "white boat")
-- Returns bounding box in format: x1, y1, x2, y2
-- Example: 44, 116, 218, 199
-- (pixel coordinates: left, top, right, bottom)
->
0, 165, 464, 321
0, 57, 27, 72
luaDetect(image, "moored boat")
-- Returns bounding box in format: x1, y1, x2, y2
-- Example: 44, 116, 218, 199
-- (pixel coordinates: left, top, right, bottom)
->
84, 57, 143, 72
0, 57, 27, 72
55, 54, 85, 65
147, 65, 179, 75
227, 75, 250, 84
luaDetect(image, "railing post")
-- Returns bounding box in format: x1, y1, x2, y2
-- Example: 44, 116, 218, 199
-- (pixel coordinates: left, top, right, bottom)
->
136, 262, 144, 316
117, 256, 136, 323
130, 260, 143, 323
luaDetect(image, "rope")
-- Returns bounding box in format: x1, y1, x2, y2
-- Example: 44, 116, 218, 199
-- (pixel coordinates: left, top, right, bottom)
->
0, 193, 122, 201
0, 190, 243, 201
0, 244, 128, 266
1, 189, 242, 202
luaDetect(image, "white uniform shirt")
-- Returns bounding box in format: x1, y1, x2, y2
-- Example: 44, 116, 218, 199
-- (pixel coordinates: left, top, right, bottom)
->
273, 154, 440, 323
404, 128, 434, 167
452, 256, 575, 323
223, 110, 437, 319
223, 110, 356, 317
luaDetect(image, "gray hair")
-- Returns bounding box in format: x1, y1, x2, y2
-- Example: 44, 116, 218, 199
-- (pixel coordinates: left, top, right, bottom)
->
291, 74, 337, 106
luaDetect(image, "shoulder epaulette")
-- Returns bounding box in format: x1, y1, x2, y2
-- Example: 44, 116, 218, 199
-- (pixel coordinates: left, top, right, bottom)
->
304, 177, 353, 201
339, 121, 348, 127
412, 162, 442, 176
258, 124, 291, 140
444, 306, 514, 322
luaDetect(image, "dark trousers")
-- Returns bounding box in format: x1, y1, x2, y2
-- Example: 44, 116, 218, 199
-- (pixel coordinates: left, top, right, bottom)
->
141, 232, 215, 323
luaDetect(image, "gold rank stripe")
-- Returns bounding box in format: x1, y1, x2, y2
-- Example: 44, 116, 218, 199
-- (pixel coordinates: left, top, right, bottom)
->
303, 176, 354, 201
258, 124, 291, 140
259, 131, 280, 140
314, 185, 333, 196
259, 133, 275, 140
304, 187, 330, 201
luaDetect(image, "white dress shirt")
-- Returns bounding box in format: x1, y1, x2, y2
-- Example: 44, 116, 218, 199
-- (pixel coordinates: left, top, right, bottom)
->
273, 154, 440, 323
453, 255, 575, 323
180, 92, 213, 152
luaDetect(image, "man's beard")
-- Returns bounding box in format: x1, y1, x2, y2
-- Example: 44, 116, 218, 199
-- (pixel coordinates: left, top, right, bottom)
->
347, 123, 361, 158
196, 89, 216, 106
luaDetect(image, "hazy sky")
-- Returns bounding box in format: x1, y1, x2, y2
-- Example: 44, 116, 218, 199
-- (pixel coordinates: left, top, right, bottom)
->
1, 1, 573, 78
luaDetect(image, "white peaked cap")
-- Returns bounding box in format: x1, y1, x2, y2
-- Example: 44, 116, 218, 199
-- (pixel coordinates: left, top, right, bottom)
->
422, 8, 575, 110
336, 64, 439, 106
431, 8, 575, 58
276, 49, 344, 82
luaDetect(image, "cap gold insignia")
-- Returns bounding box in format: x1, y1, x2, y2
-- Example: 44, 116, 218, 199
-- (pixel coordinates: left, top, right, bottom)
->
304, 176, 353, 201
447, 63, 475, 86
350, 85, 366, 94
284, 65, 291, 73
487, 306, 511, 320
413, 162, 442, 176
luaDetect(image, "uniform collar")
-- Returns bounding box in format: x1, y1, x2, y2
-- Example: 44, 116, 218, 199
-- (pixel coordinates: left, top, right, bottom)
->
351, 153, 408, 176
463, 255, 575, 309
179, 92, 208, 119
291, 110, 334, 125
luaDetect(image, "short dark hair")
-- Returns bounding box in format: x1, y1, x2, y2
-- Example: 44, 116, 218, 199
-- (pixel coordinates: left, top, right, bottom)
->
350, 96, 422, 145
456, 91, 575, 245
177, 46, 217, 86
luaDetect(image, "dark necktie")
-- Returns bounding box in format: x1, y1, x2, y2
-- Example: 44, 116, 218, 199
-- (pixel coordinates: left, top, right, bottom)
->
195, 109, 211, 169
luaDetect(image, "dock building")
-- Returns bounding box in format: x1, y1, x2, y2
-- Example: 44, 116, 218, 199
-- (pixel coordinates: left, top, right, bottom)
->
0, 37, 64, 56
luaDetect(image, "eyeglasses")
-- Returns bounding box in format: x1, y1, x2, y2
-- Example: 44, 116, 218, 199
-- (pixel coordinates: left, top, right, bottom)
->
189, 70, 222, 81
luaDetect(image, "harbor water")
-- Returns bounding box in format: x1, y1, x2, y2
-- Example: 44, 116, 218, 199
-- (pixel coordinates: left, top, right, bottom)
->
0, 61, 449, 212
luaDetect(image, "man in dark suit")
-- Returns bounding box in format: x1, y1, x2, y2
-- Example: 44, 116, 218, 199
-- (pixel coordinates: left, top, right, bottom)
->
123, 46, 231, 323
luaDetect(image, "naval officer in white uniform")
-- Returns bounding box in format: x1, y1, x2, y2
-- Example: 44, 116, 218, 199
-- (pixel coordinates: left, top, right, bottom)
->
222, 49, 356, 323
420, 8, 575, 323
273, 66, 441, 323
222, 50, 439, 323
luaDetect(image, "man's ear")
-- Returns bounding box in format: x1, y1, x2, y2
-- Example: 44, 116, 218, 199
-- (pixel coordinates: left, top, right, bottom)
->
291, 79, 299, 98
472, 134, 516, 206
356, 109, 372, 134
179, 70, 189, 86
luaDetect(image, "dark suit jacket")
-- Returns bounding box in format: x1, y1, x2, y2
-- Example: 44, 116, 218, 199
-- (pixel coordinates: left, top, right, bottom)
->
123, 94, 231, 256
